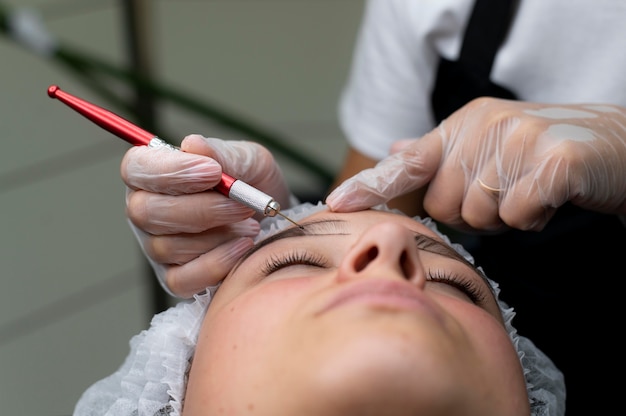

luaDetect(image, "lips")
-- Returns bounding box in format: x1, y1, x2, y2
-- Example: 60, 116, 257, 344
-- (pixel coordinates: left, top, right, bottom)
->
316, 279, 441, 319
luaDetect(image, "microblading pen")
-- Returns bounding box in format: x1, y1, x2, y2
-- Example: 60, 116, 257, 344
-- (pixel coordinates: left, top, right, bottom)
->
47, 85, 303, 228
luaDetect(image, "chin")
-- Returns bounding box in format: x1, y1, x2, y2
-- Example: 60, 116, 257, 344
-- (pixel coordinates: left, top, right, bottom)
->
294, 337, 464, 414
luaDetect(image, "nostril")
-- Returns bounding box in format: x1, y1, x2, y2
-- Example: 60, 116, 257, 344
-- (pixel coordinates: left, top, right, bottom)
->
400, 250, 414, 280
354, 246, 379, 272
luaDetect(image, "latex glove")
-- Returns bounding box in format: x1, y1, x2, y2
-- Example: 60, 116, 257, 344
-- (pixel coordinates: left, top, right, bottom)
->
327, 98, 626, 232
122, 134, 294, 298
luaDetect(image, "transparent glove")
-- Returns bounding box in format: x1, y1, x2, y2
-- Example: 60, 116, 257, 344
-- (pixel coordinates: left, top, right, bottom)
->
122, 134, 294, 298
327, 98, 626, 231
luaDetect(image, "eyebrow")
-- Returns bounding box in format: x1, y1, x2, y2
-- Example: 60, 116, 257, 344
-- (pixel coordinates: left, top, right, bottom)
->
232, 219, 349, 272
230, 218, 486, 284
413, 234, 476, 269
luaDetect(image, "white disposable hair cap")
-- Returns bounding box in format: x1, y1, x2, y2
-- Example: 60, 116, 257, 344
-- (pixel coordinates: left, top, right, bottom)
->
74, 202, 565, 416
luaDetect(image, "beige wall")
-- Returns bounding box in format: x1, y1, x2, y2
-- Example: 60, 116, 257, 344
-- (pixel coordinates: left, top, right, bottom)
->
0, 1, 363, 413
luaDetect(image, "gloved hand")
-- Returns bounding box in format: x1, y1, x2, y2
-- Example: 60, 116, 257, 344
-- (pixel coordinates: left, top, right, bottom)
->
121, 134, 294, 298
327, 98, 626, 232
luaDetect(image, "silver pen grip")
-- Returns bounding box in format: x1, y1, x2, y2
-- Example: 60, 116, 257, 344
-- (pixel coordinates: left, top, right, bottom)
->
229, 180, 280, 216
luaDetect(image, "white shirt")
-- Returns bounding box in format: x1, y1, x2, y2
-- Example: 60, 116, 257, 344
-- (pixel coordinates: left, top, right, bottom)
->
340, 0, 626, 160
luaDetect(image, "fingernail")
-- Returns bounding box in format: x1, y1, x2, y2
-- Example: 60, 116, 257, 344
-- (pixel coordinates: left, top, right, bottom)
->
325, 195, 338, 210
325, 184, 347, 209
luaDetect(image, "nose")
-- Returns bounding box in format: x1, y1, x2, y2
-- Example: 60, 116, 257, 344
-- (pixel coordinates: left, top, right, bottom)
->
337, 222, 425, 286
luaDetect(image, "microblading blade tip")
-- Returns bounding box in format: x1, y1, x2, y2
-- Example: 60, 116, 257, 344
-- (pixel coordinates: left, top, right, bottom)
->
278, 212, 304, 229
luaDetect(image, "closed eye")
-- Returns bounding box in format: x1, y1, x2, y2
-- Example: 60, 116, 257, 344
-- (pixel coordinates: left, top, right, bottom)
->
426, 269, 486, 305
261, 251, 328, 275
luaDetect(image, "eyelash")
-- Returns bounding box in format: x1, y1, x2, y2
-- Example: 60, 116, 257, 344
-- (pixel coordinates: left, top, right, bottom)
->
261, 251, 485, 304
261, 251, 327, 275
426, 269, 485, 304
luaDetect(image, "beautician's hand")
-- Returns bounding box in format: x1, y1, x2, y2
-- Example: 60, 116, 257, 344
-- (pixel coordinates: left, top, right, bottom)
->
327, 98, 626, 232
121, 134, 293, 298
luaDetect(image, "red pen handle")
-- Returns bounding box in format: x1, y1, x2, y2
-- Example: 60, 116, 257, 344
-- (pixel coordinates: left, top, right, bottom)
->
47, 84, 235, 195
48, 85, 154, 146
47, 85, 281, 217
215, 172, 236, 195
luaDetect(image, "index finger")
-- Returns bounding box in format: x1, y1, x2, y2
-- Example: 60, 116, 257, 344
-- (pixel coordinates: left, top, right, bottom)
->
327, 129, 443, 212
120, 145, 222, 195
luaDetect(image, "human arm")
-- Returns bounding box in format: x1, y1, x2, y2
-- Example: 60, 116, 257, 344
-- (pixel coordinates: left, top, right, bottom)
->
122, 134, 294, 298
327, 97, 626, 232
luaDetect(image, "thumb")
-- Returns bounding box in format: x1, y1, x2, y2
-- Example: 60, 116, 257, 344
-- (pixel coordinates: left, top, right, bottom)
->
180, 134, 291, 208
326, 131, 443, 212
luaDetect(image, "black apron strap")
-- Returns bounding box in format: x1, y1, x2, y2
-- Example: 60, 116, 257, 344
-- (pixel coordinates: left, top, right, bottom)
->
430, 0, 518, 123
428, 3, 625, 413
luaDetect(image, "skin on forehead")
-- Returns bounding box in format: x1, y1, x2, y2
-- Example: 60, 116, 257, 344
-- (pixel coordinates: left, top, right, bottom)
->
183, 208, 529, 416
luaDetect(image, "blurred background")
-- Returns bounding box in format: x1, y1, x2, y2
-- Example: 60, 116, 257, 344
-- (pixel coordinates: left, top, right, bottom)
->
0, 1, 363, 414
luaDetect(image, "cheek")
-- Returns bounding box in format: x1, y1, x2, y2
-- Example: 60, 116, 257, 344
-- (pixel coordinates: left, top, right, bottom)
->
189, 283, 308, 399
204, 280, 313, 353
436, 299, 529, 399
186, 282, 316, 413
443, 299, 524, 378
432, 295, 518, 361
464, 310, 514, 354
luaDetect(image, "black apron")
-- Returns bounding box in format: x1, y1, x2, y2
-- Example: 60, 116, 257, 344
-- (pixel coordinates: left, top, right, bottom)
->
429, 1, 625, 414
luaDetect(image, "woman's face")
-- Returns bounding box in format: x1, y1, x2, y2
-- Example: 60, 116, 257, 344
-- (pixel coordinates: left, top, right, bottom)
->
183, 209, 529, 415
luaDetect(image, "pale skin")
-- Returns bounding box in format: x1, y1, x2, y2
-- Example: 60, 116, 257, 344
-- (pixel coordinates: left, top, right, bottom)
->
183, 208, 530, 416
